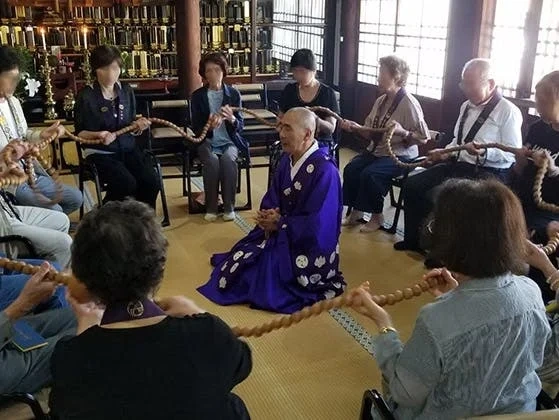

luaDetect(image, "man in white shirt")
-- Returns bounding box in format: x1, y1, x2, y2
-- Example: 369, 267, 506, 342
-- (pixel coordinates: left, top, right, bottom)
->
394, 58, 523, 253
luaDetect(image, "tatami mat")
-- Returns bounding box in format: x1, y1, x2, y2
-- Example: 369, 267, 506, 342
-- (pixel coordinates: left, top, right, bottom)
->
1, 149, 433, 420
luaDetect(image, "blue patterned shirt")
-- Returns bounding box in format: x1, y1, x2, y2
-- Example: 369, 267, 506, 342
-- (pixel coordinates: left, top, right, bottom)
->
371, 274, 551, 419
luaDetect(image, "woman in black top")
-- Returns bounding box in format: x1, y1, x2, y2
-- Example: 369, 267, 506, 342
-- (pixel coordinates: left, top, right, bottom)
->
48, 200, 252, 420
511, 70, 559, 301
74, 46, 160, 208
278, 49, 339, 147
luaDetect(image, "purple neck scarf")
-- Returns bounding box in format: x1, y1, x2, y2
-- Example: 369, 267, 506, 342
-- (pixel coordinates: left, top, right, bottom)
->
100, 298, 166, 325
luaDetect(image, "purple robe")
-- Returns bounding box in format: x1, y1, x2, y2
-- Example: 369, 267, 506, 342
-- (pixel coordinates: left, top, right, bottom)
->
198, 148, 346, 313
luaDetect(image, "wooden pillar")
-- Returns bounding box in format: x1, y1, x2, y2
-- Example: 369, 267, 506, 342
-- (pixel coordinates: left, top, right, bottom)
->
439, 0, 485, 137
176, 0, 202, 97
339, 0, 359, 119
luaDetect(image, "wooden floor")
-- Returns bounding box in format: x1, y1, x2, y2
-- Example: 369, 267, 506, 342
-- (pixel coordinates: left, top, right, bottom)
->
2, 148, 433, 420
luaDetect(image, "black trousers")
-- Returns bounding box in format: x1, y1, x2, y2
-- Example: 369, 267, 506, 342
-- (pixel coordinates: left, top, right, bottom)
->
401, 161, 511, 249
87, 147, 160, 208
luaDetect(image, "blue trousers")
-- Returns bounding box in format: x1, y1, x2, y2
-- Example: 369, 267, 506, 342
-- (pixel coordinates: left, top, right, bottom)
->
15, 174, 83, 215
343, 154, 406, 214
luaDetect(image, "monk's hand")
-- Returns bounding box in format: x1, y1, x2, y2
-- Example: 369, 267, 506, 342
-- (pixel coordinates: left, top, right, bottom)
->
423, 268, 458, 298
350, 282, 394, 331
256, 208, 280, 232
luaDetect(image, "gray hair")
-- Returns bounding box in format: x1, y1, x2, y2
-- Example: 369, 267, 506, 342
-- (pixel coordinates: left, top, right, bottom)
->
284, 107, 317, 134
379, 55, 410, 87
462, 58, 495, 81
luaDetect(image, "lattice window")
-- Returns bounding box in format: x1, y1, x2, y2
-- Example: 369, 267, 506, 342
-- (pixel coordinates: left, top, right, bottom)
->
484, 0, 559, 99
271, 0, 326, 70
358, 0, 450, 99
532, 0, 559, 94
485, 0, 531, 98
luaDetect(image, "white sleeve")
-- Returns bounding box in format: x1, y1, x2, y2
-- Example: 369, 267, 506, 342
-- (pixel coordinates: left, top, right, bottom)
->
484, 102, 522, 163
446, 101, 467, 149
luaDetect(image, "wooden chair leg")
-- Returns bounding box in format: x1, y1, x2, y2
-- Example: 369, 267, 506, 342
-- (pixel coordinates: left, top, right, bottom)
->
155, 161, 170, 227
245, 163, 252, 210
182, 150, 188, 197
78, 171, 85, 220
93, 173, 103, 209
1, 393, 49, 420
389, 184, 397, 208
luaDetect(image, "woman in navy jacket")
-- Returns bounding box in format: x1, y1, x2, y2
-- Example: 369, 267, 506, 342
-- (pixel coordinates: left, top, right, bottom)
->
191, 53, 247, 222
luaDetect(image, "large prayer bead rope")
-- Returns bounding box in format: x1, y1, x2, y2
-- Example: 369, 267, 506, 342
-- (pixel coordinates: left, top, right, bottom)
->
0, 257, 89, 302
533, 157, 559, 213
230, 277, 443, 338
0, 254, 556, 336
543, 232, 559, 255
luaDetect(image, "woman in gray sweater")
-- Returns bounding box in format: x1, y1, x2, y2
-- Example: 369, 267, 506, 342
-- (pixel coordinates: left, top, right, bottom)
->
354, 178, 551, 419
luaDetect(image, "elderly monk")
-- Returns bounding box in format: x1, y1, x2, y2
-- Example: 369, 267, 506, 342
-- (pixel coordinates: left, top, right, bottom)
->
198, 107, 345, 313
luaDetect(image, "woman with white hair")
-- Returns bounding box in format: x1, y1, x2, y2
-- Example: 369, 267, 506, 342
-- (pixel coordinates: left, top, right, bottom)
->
340, 55, 430, 232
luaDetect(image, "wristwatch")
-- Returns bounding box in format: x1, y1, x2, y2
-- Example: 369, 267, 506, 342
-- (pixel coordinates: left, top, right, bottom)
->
379, 326, 397, 334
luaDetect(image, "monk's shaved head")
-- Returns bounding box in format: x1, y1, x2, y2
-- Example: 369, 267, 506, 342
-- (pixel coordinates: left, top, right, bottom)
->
284, 107, 316, 136
278, 107, 317, 158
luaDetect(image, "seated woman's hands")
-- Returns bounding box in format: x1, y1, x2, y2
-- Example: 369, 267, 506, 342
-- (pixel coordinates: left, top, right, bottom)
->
133, 117, 151, 132
219, 105, 236, 123
532, 149, 559, 176
525, 240, 557, 289
208, 113, 223, 131
40, 121, 65, 141
350, 281, 394, 331
255, 208, 281, 233
97, 130, 117, 145
339, 119, 361, 133
547, 221, 559, 241
423, 268, 459, 298
3, 262, 58, 319
156, 296, 205, 317
66, 289, 105, 335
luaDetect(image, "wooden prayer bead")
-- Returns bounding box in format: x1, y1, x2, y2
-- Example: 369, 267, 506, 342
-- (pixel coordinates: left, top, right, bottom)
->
403, 288, 414, 299
394, 290, 404, 302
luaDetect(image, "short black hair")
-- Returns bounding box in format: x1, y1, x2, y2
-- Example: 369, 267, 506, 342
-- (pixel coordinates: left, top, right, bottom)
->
429, 179, 527, 278
71, 200, 168, 305
0, 46, 20, 74
199, 52, 228, 79
90, 45, 123, 75
290, 49, 317, 71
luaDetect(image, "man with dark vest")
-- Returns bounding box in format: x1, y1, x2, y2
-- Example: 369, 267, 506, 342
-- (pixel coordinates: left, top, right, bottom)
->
394, 58, 523, 254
